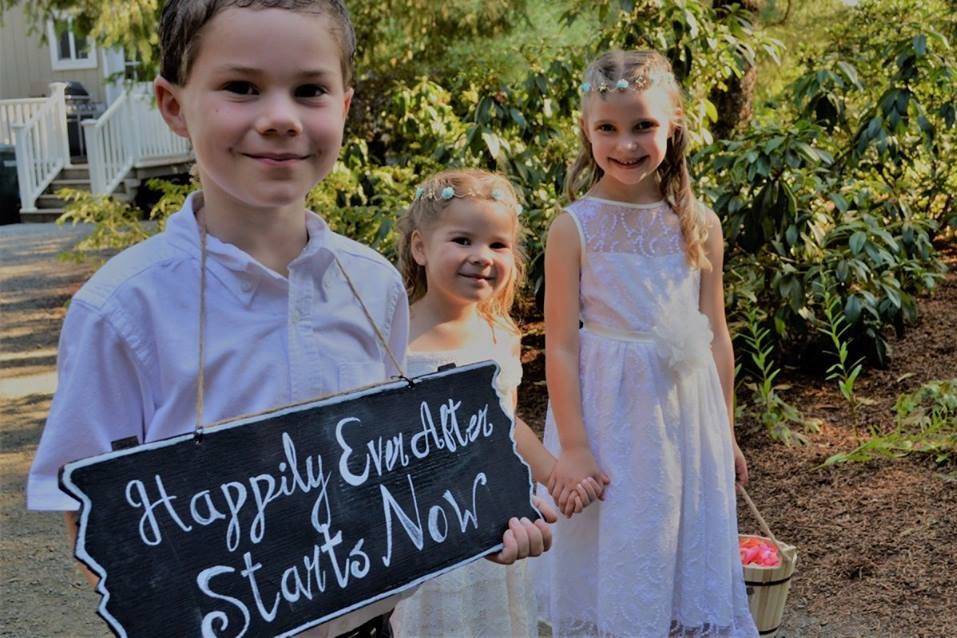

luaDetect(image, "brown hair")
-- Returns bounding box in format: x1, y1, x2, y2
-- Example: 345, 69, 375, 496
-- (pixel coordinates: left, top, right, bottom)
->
567, 49, 710, 270
159, 0, 356, 87
396, 169, 526, 335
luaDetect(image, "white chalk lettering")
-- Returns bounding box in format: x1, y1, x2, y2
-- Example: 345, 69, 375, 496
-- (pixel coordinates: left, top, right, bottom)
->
220, 481, 247, 552
336, 417, 369, 487
125, 475, 192, 546
249, 473, 280, 544
444, 472, 488, 532
349, 539, 371, 579
197, 565, 250, 638
440, 399, 467, 451
280, 563, 310, 604
379, 474, 424, 567
240, 551, 280, 623
302, 544, 328, 594
190, 490, 227, 527
428, 505, 449, 543
412, 403, 443, 458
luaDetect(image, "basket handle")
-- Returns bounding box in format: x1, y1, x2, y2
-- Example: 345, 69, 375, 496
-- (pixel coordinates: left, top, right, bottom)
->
737, 484, 793, 568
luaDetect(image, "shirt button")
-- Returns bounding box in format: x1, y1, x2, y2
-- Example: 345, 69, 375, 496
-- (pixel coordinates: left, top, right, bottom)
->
240, 280, 253, 293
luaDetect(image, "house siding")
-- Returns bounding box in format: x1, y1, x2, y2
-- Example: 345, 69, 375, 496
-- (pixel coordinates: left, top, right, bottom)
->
0, 4, 106, 102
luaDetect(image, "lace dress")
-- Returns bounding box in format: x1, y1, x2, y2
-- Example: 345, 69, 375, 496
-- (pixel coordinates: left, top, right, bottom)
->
390, 329, 538, 638
534, 197, 757, 638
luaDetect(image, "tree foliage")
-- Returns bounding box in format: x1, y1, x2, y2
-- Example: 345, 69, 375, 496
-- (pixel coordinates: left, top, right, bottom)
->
10, 0, 955, 408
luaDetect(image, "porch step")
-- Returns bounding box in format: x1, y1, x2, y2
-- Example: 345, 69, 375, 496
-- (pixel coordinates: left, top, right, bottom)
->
50, 178, 92, 192
132, 157, 193, 180
37, 194, 70, 209
59, 165, 91, 180
19, 157, 189, 222
19, 208, 66, 223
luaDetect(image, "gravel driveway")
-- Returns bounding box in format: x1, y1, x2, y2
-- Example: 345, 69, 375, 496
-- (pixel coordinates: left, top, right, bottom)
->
1, 222, 109, 637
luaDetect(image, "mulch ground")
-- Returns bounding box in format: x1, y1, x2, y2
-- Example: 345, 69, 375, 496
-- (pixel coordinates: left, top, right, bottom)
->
516, 243, 957, 638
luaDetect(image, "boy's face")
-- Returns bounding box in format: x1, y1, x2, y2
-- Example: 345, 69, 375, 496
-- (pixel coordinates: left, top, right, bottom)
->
156, 7, 352, 212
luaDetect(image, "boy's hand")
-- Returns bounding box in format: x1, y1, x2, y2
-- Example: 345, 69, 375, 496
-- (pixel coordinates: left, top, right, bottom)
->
547, 447, 610, 515
486, 497, 557, 565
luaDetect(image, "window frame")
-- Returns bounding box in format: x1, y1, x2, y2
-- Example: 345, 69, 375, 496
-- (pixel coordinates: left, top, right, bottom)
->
47, 15, 98, 71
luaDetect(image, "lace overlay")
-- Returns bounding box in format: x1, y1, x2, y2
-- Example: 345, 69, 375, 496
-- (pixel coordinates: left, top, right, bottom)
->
390, 331, 537, 638
534, 197, 758, 638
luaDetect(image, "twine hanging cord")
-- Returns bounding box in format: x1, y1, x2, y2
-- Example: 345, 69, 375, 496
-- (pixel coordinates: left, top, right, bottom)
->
193, 210, 410, 442
196, 216, 208, 442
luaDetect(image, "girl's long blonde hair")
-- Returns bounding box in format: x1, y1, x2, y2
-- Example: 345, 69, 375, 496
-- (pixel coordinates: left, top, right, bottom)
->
396, 169, 527, 335
566, 49, 711, 270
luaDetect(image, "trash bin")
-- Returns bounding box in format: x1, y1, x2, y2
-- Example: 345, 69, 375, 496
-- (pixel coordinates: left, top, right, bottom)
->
0, 144, 20, 224
63, 81, 103, 159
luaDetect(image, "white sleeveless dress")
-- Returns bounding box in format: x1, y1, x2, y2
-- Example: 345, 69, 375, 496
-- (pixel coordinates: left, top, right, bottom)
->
390, 330, 538, 637
534, 197, 757, 638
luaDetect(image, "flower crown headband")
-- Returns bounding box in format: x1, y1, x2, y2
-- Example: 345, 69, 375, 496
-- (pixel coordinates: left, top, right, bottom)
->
413, 184, 524, 215
579, 68, 674, 95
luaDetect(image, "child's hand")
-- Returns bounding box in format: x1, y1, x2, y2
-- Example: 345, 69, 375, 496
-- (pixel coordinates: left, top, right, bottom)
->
547, 446, 610, 515
546, 472, 604, 518
567, 476, 604, 517
486, 496, 557, 565
733, 443, 749, 487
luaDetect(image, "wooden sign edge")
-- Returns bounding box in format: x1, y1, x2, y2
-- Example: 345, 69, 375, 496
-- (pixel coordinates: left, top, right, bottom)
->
60, 360, 539, 638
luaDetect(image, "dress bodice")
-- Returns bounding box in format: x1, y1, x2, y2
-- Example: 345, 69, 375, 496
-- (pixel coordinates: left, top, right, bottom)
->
406, 326, 522, 401
567, 196, 701, 334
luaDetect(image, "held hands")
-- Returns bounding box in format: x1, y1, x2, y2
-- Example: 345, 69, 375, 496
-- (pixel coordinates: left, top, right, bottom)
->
547, 446, 610, 517
486, 496, 557, 565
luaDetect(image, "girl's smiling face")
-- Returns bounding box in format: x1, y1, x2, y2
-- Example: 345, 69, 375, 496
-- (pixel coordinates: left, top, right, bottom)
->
581, 85, 676, 202
411, 198, 518, 310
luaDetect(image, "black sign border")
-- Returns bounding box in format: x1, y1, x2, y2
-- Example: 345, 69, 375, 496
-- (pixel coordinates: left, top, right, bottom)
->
60, 361, 538, 638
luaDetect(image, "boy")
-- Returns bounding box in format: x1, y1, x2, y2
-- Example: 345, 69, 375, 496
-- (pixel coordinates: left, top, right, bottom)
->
27, 2, 553, 636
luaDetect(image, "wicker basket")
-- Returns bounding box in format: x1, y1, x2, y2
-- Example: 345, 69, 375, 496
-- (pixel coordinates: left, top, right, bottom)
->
738, 486, 797, 637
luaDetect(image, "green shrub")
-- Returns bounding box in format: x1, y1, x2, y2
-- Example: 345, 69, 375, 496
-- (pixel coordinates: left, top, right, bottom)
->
825, 379, 957, 467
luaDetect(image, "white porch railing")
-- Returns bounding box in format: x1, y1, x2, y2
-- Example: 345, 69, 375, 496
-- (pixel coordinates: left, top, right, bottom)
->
83, 83, 191, 196
10, 83, 69, 212
0, 98, 48, 146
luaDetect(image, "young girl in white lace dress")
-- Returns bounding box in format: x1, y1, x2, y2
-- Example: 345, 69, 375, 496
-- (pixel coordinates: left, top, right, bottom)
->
390, 169, 604, 637
536, 50, 759, 637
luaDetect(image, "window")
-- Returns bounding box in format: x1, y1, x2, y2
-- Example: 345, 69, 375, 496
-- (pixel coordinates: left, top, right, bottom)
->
47, 15, 97, 71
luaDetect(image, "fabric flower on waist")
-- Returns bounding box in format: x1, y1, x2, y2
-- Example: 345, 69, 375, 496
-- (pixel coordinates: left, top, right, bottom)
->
647, 278, 714, 376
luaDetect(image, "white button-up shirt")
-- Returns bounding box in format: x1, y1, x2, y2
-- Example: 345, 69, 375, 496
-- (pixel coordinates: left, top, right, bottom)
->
28, 193, 408, 510
27, 194, 411, 636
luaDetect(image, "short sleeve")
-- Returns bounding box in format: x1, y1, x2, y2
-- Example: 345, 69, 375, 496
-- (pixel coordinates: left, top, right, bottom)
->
27, 300, 152, 511
493, 330, 523, 398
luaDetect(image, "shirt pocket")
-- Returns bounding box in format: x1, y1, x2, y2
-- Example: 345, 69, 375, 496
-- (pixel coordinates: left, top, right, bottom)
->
336, 360, 387, 391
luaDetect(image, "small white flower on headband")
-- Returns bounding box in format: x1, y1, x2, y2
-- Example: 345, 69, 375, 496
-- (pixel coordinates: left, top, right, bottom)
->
440, 186, 455, 200
578, 71, 667, 95
414, 186, 425, 199
491, 188, 524, 215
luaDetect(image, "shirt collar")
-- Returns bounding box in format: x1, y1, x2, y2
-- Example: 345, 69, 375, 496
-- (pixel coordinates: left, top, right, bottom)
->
164, 192, 336, 306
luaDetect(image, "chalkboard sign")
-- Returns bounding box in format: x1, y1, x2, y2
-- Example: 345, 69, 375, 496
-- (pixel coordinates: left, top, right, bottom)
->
60, 361, 538, 638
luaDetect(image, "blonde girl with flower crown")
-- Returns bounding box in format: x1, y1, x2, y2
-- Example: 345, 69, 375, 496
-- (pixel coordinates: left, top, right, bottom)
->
390, 169, 604, 637
534, 50, 759, 637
